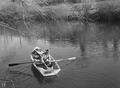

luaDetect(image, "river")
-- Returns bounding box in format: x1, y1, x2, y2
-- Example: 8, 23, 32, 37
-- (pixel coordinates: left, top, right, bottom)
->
0, 21, 119, 88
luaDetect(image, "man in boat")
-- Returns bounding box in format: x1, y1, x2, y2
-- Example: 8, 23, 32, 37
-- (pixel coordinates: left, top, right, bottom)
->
42, 49, 53, 67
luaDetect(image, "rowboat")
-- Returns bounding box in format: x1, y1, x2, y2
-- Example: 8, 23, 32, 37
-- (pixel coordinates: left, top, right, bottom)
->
31, 47, 61, 77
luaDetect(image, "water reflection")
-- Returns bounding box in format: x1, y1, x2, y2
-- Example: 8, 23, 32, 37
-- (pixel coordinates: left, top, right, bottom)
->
0, 21, 120, 88
113, 39, 119, 62
8, 70, 32, 77
75, 22, 89, 56
75, 56, 90, 68
96, 23, 120, 62
1, 22, 120, 61
1, 22, 120, 60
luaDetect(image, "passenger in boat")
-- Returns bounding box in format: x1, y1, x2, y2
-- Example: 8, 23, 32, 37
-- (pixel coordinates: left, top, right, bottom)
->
32, 49, 41, 60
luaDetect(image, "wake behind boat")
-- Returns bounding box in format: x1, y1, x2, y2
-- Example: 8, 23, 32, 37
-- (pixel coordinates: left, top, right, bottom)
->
31, 47, 61, 77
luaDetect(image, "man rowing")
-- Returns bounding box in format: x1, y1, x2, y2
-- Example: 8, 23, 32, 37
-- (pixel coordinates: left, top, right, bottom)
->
32, 48, 52, 67
42, 49, 53, 67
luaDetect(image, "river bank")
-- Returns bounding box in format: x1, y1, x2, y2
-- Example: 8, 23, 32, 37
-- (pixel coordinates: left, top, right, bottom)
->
0, 0, 120, 25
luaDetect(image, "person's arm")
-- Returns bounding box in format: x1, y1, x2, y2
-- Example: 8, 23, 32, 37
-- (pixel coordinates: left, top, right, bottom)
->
41, 56, 45, 63
48, 55, 53, 61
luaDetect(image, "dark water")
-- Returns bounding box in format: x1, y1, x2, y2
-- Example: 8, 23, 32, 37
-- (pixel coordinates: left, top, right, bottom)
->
0, 21, 120, 88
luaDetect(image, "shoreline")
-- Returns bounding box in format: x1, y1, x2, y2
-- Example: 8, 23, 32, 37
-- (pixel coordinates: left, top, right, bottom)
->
0, 1, 120, 25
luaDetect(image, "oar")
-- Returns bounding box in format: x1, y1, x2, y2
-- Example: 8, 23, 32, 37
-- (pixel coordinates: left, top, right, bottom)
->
8, 61, 34, 67
8, 57, 76, 67
51, 57, 76, 62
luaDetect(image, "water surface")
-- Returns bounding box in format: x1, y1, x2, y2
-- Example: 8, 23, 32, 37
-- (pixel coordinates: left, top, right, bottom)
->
0, 22, 120, 88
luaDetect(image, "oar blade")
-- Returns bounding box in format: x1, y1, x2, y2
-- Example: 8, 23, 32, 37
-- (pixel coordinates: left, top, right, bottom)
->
8, 61, 33, 67
51, 57, 77, 62
9, 63, 20, 67
68, 57, 76, 60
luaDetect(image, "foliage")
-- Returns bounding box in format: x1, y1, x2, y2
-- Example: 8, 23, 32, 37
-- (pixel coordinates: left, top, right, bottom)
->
90, 1, 120, 22
1, 0, 120, 24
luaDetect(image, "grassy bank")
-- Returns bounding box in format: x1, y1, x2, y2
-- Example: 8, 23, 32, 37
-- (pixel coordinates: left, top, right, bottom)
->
0, 0, 120, 25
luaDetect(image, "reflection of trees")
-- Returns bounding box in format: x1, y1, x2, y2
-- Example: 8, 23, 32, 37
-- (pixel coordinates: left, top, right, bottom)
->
70, 22, 89, 56
43, 22, 92, 57
113, 39, 119, 62
1, 21, 120, 63
97, 23, 120, 62
0, 21, 90, 51
78, 22, 89, 56
45, 22, 91, 57
7, 21, 91, 57
44, 22, 79, 44
0, 23, 37, 46
76, 56, 90, 69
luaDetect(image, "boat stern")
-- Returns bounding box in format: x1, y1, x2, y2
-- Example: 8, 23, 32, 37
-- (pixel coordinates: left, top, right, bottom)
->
43, 69, 61, 77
